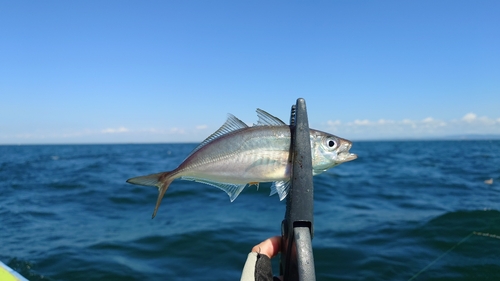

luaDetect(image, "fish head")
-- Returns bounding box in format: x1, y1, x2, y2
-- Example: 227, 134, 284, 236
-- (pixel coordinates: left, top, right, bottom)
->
310, 129, 357, 175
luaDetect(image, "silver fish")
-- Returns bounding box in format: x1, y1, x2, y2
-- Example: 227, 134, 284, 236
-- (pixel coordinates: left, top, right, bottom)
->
127, 109, 357, 218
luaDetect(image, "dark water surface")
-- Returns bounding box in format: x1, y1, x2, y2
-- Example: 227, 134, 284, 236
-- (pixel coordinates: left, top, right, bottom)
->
1, 141, 499, 280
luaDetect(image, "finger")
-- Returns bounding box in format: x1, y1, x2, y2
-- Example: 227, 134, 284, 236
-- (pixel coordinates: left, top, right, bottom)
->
252, 236, 281, 258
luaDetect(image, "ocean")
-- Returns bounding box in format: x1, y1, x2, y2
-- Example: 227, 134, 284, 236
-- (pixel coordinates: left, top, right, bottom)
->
1, 141, 499, 281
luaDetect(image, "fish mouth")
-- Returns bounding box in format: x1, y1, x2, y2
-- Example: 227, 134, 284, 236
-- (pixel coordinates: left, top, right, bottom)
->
339, 152, 357, 163
337, 140, 357, 163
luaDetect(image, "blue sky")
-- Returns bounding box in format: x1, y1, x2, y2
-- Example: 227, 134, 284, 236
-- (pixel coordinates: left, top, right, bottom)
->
1, 1, 499, 144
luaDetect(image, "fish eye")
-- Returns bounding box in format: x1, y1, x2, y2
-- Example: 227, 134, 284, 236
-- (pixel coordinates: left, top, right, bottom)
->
326, 138, 337, 149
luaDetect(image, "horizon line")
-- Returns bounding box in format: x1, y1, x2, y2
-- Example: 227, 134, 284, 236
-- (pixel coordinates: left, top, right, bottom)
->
2, 135, 500, 146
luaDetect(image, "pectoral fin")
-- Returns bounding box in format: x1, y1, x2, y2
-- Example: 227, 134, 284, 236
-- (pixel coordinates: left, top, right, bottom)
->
270, 180, 290, 201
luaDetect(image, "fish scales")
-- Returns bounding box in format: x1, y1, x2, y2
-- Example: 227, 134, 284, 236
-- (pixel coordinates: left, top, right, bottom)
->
178, 126, 291, 184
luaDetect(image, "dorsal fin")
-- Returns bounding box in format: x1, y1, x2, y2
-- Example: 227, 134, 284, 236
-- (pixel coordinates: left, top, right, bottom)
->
185, 113, 248, 159
254, 108, 286, 126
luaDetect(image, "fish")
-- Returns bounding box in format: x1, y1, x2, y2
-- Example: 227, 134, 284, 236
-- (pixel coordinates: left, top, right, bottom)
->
127, 109, 357, 218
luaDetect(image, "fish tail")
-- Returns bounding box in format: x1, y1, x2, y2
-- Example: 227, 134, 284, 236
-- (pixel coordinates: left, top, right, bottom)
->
126, 172, 174, 219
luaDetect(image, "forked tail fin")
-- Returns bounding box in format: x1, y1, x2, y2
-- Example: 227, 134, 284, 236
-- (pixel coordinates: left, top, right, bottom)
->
126, 172, 174, 219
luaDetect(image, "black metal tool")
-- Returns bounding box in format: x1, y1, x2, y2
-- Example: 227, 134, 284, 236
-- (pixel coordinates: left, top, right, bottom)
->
280, 98, 316, 281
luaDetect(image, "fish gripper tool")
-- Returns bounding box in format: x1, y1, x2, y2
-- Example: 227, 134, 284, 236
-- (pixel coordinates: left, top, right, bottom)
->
280, 98, 316, 281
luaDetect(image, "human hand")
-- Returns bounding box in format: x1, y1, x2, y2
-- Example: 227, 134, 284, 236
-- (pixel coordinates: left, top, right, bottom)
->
252, 236, 281, 258
241, 236, 282, 281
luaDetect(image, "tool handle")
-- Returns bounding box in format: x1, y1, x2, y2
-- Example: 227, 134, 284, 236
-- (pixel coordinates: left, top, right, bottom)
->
280, 98, 316, 281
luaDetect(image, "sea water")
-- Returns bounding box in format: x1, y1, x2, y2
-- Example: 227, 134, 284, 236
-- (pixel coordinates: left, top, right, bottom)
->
1, 141, 499, 280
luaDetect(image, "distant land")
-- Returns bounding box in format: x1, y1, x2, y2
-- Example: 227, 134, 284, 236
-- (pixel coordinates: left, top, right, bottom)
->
440, 134, 500, 140
353, 134, 500, 142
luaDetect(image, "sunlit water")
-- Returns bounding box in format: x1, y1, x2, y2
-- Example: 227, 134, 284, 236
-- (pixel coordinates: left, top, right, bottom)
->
1, 141, 499, 280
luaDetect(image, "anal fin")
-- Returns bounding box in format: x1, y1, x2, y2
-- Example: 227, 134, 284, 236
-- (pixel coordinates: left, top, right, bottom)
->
181, 177, 246, 202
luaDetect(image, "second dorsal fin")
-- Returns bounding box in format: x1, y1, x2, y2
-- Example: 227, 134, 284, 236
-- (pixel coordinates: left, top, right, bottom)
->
254, 108, 286, 126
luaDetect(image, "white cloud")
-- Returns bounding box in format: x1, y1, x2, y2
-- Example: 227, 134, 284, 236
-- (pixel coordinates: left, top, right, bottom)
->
169, 127, 186, 134
101, 126, 129, 134
141, 128, 164, 133
462, 113, 477, 122
461, 113, 498, 125
138, 127, 190, 135
420, 117, 446, 127
196, 125, 208, 130
377, 119, 394, 125
3, 113, 499, 144
327, 120, 341, 126
353, 119, 371, 126
324, 112, 500, 140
